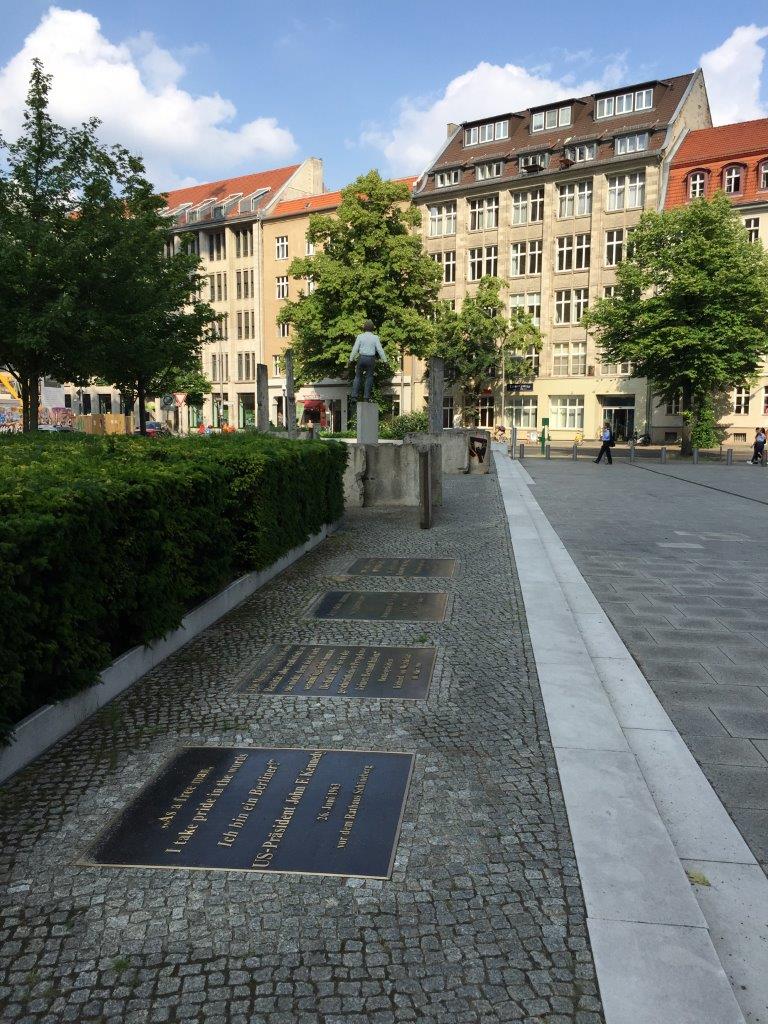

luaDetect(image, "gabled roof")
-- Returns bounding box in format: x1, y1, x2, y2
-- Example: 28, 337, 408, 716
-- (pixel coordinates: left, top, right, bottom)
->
269, 176, 418, 220
163, 166, 301, 220
670, 119, 768, 165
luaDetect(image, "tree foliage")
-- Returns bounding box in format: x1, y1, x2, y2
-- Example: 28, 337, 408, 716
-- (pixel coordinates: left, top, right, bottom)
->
278, 171, 441, 387
430, 277, 542, 425
583, 193, 768, 451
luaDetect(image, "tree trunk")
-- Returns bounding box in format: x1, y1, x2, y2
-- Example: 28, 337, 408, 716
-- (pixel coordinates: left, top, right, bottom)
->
20, 374, 40, 433
680, 380, 693, 457
137, 380, 147, 436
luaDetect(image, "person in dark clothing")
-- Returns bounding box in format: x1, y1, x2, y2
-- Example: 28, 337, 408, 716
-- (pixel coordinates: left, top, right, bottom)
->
594, 421, 614, 464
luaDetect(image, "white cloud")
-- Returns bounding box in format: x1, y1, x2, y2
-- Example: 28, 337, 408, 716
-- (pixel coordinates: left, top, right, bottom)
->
0, 6, 298, 189
701, 24, 768, 125
359, 57, 628, 175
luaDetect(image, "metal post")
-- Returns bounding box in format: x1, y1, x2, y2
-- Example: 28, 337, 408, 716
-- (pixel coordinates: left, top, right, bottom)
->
519, 442, 525, 459
726, 448, 733, 466
284, 349, 297, 438
509, 425, 518, 458
545, 443, 551, 460
572, 443, 578, 461
660, 446, 667, 464
692, 447, 699, 465
419, 448, 432, 530
428, 356, 444, 435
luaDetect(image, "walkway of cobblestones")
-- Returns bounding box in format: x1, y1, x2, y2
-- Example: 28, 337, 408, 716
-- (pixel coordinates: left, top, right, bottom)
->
0, 472, 604, 1024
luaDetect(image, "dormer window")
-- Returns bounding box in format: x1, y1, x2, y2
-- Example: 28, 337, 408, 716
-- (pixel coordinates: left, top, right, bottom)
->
436, 169, 460, 188
615, 132, 649, 155
464, 120, 509, 146
596, 88, 653, 119
724, 165, 743, 194
565, 142, 597, 163
519, 152, 549, 172
476, 161, 503, 181
688, 171, 706, 199
760, 161, 768, 190
531, 106, 572, 133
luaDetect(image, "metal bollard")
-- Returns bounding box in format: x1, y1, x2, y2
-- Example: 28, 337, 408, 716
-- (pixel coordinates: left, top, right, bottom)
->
572, 443, 578, 461
692, 448, 699, 465
629, 443, 635, 463
545, 443, 551, 460
660, 446, 667, 464
519, 443, 525, 459
726, 448, 733, 466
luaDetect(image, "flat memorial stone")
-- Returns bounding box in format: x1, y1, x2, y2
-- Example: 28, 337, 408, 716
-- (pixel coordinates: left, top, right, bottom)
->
310, 590, 448, 622
346, 557, 456, 578
83, 746, 414, 879
240, 645, 436, 699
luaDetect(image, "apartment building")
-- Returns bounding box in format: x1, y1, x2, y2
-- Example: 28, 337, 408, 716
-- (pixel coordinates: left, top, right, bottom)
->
262, 177, 419, 431
161, 160, 323, 429
413, 71, 711, 440
663, 118, 768, 444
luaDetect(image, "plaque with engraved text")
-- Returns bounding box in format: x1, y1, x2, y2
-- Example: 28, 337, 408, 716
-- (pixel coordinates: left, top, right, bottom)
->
83, 747, 414, 879
239, 645, 436, 700
345, 558, 456, 579
310, 591, 448, 622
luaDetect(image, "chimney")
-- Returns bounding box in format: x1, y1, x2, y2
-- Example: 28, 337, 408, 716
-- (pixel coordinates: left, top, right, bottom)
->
447, 123, 459, 138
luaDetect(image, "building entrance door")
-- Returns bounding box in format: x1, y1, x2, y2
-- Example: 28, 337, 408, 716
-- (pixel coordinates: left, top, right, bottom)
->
602, 406, 635, 441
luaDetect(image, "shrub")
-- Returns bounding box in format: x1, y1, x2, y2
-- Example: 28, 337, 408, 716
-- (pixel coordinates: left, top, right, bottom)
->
0, 433, 346, 742
380, 411, 430, 439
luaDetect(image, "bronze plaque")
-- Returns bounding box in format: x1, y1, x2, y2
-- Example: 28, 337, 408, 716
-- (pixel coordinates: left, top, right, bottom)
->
83, 747, 414, 879
240, 645, 436, 700
310, 591, 448, 622
346, 558, 456, 579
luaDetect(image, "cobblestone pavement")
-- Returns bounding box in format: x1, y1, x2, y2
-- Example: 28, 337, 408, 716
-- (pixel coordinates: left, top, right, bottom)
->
0, 472, 604, 1024
527, 459, 768, 876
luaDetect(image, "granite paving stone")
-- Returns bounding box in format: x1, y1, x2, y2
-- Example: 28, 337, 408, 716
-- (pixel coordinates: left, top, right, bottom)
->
0, 472, 603, 1024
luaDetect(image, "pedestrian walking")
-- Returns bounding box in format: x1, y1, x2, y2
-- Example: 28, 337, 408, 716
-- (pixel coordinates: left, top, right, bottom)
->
749, 427, 766, 464
349, 320, 387, 402
594, 421, 614, 465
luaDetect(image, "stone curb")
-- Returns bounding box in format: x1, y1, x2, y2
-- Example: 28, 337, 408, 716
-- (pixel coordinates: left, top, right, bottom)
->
0, 522, 339, 786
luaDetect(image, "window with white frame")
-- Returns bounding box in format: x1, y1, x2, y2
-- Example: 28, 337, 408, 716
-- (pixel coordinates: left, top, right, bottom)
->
558, 183, 575, 218
635, 88, 653, 110
567, 142, 597, 163
305, 276, 315, 294
575, 234, 591, 270
510, 396, 538, 428
571, 340, 587, 375
531, 106, 572, 132
478, 394, 495, 426
745, 218, 760, 243
604, 285, 616, 298
734, 387, 750, 414
576, 179, 593, 215
305, 239, 315, 256
272, 355, 282, 376
484, 245, 498, 276
476, 162, 503, 181
436, 168, 460, 188
550, 395, 584, 429
513, 188, 544, 223
761, 162, 768, 190
607, 171, 646, 211
573, 288, 589, 321
510, 242, 527, 277
605, 229, 624, 266
554, 290, 572, 324
627, 171, 645, 208
444, 250, 456, 283
468, 247, 483, 281
724, 166, 743, 194
464, 120, 509, 145
601, 358, 633, 376
615, 133, 649, 155
276, 236, 288, 259
278, 321, 290, 338
428, 202, 457, 237
530, 188, 544, 221
276, 276, 288, 299
519, 152, 549, 171
510, 292, 541, 326
469, 195, 499, 230
689, 171, 706, 199
665, 394, 681, 415
596, 88, 653, 119
525, 344, 540, 375
553, 343, 569, 375
607, 175, 625, 211
442, 394, 454, 428
528, 239, 542, 274
556, 236, 573, 272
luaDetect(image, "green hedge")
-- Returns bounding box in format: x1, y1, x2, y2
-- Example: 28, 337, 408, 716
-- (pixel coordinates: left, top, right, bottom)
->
0, 433, 347, 742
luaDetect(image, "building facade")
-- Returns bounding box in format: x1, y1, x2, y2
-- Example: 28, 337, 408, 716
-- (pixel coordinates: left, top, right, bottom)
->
413, 71, 711, 440
663, 118, 768, 444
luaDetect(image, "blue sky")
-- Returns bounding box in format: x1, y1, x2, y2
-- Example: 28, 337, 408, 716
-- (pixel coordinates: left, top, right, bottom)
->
0, 2, 766, 192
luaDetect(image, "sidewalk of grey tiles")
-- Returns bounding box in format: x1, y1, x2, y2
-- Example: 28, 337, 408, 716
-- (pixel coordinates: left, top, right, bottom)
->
0, 473, 604, 1024
524, 459, 768, 874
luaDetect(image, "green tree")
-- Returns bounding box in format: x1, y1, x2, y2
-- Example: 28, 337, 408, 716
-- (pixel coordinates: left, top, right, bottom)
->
583, 193, 768, 454
432, 277, 542, 426
278, 171, 441, 393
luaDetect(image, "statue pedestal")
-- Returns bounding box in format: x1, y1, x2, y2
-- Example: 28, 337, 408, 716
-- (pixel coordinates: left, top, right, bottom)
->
356, 402, 379, 445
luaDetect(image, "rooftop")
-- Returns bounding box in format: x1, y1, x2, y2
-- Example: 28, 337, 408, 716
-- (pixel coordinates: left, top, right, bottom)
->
269, 176, 418, 219
670, 118, 768, 165
163, 165, 301, 226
